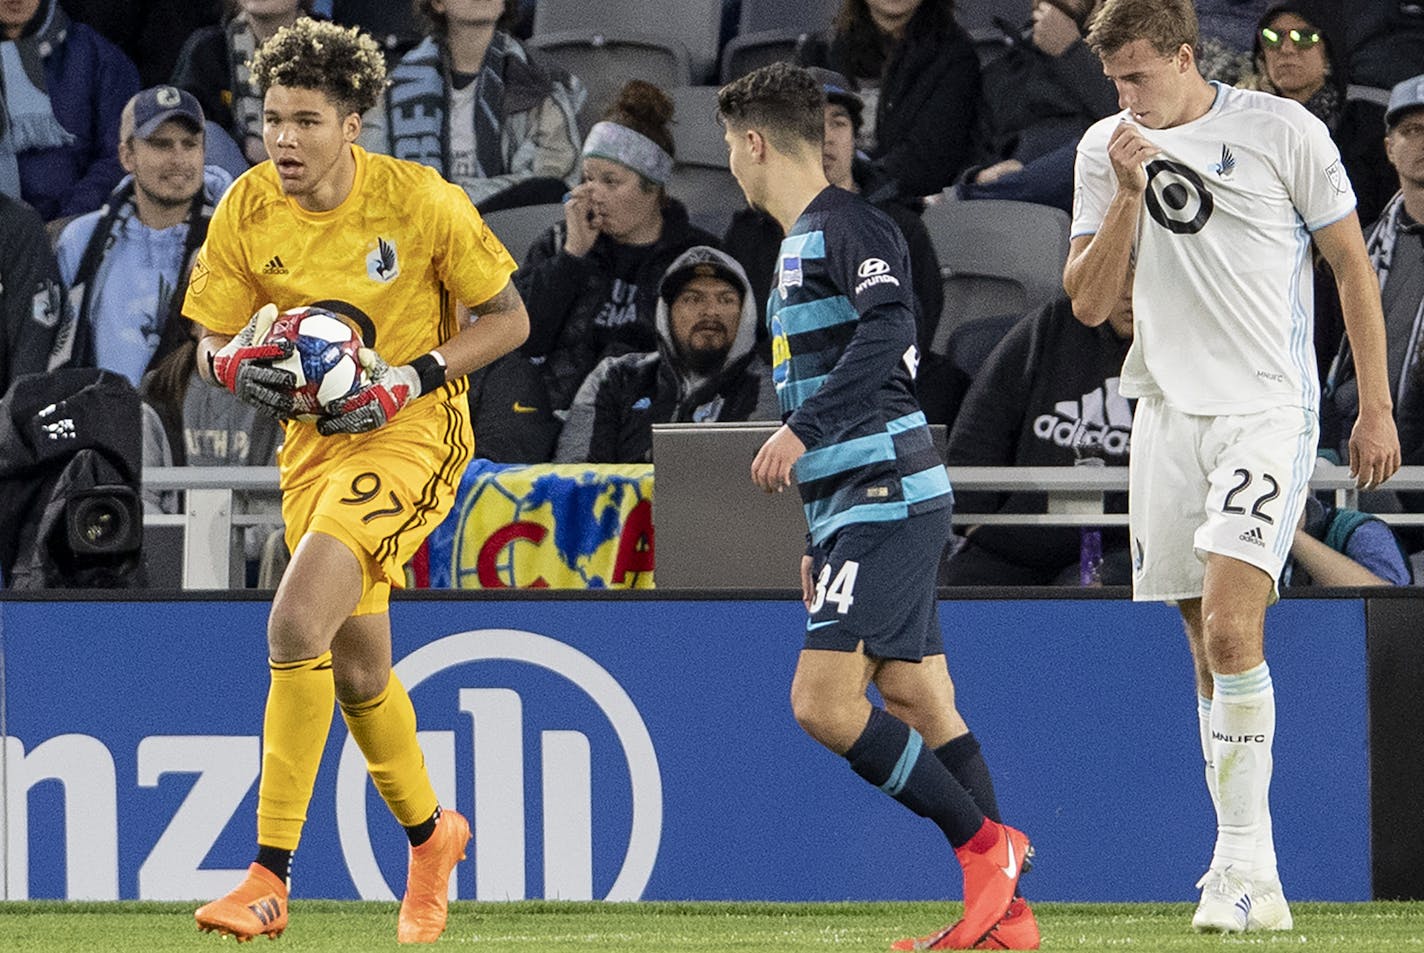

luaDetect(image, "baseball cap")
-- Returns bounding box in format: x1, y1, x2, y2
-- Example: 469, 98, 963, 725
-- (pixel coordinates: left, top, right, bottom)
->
127, 85, 205, 139
660, 258, 745, 306
803, 66, 864, 128
1385, 73, 1424, 127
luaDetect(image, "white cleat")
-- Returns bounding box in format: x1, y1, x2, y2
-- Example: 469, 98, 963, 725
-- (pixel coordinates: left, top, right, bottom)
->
1246, 879, 1293, 931
1192, 867, 1252, 933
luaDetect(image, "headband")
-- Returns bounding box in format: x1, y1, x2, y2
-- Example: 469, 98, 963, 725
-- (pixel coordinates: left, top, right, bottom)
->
581, 121, 674, 187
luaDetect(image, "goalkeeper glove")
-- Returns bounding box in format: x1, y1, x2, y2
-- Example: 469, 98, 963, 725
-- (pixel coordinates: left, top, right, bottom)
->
210, 303, 297, 419
317, 348, 446, 436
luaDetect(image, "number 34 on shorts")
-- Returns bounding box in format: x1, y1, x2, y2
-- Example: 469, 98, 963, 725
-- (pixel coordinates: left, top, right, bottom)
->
809, 560, 860, 616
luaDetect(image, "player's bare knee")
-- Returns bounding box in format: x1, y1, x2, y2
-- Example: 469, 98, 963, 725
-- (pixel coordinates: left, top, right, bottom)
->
789, 685, 852, 749
266, 605, 332, 661
333, 665, 387, 707
1200, 610, 1264, 674
881, 694, 915, 726
880, 692, 942, 741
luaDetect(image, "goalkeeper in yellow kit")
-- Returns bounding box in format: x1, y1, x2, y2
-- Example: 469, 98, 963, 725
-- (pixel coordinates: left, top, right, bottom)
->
184, 18, 528, 945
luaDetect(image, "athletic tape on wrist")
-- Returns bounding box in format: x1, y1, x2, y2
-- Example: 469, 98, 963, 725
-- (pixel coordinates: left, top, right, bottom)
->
411, 352, 446, 395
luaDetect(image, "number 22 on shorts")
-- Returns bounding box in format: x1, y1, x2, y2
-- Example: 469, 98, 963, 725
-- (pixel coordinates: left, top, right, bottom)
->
809, 560, 860, 615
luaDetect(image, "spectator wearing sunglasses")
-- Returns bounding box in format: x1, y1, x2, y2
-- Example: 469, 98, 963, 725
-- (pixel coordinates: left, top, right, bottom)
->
1244, 4, 1396, 228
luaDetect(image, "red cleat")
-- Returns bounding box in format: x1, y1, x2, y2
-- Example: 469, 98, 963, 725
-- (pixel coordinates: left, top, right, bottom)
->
950, 823, 1032, 948
194, 862, 289, 942
974, 898, 1040, 950
397, 809, 470, 943
890, 897, 1039, 951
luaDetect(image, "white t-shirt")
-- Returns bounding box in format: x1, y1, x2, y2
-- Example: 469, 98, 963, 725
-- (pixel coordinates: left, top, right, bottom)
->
1072, 83, 1355, 415
448, 79, 479, 181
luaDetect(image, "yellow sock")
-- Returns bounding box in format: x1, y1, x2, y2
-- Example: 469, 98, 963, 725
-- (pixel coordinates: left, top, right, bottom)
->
340, 673, 438, 827
257, 652, 336, 851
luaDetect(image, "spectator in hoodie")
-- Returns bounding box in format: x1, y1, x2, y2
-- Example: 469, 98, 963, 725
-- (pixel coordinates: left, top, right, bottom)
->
51, 86, 271, 468
555, 246, 778, 463
472, 79, 719, 462
940, 286, 1134, 586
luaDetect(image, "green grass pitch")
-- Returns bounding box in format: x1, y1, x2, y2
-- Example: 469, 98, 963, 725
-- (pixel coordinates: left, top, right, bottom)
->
3, 900, 1424, 951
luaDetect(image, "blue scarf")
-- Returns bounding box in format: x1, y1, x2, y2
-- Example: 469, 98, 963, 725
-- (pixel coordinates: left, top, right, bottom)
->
384, 34, 509, 181
0, 0, 75, 200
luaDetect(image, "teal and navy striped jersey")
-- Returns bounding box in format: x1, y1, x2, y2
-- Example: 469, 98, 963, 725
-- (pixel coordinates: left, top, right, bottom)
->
770, 187, 951, 545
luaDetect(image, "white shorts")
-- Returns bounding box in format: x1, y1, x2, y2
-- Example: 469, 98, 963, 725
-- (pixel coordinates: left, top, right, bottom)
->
1128, 397, 1318, 602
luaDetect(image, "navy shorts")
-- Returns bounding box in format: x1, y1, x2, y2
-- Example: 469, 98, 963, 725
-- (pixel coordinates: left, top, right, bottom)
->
803, 508, 950, 661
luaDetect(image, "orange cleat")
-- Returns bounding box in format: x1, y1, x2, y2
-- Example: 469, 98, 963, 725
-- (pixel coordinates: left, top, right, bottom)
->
974, 898, 1040, 950
397, 809, 471, 944
890, 897, 1039, 951
194, 862, 289, 942
949, 823, 1032, 948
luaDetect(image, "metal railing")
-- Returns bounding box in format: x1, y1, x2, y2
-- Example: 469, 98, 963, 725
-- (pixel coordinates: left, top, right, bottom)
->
141, 463, 1424, 589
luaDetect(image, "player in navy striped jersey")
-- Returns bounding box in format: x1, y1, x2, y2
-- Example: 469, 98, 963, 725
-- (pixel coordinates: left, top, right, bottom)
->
718, 63, 1036, 952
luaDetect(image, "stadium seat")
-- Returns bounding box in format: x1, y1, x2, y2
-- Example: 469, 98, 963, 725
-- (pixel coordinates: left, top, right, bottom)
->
525, 31, 693, 135
482, 202, 566, 266
719, 29, 808, 84
533, 0, 723, 82
669, 85, 726, 167
737, 0, 840, 35
667, 85, 742, 238
921, 198, 1070, 355
668, 165, 742, 238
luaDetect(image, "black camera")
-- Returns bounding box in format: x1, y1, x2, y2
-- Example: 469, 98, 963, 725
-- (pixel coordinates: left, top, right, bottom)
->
65, 485, 142, 556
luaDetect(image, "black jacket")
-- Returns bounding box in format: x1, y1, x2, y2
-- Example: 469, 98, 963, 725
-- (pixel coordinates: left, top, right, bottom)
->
514, 199, 718, 412
553, 246, 778, 463
946, 298, 1133, 570
973, 32, 1118, 166
0, 194, 69, 399
800, 6, 981, 197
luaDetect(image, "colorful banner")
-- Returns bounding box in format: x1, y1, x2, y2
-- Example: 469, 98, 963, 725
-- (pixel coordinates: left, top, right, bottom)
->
424, 460, 655, 589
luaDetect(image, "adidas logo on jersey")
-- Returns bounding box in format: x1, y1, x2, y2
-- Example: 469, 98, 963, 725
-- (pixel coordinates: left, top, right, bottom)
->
1032, 377, 1133, 456
262, 255, 289, 275
1238, 526, 1266, 547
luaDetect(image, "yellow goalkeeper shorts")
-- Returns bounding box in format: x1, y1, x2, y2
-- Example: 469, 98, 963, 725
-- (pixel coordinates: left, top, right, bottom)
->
279, 387, 472, 614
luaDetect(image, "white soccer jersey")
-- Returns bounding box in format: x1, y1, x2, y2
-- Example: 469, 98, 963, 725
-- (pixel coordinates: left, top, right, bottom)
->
1072, 83, 1355, 415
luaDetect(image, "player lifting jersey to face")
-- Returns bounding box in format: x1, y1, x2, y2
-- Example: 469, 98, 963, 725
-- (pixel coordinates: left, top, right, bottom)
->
1064, 0, 1399, 935
185, 16, 530, 945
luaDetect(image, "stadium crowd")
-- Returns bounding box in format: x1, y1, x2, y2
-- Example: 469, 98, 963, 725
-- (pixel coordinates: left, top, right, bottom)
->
1, 0, 1423, 590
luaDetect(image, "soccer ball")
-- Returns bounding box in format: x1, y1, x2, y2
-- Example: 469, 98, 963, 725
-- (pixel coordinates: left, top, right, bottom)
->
262, 306, 365, 421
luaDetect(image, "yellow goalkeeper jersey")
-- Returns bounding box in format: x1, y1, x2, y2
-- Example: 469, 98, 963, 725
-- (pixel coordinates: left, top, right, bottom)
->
183, 145, 516, 480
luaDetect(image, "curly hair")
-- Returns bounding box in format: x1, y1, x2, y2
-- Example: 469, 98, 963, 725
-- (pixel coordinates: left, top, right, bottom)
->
412, 0, 517, 37
249, 17, 387, 116
603, 79, 677, 159
717, 62, 823, 157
